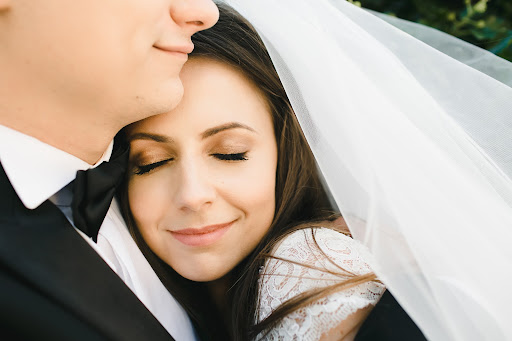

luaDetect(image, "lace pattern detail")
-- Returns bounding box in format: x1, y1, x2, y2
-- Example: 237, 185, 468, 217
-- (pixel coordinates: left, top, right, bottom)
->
256, 228, 385, 340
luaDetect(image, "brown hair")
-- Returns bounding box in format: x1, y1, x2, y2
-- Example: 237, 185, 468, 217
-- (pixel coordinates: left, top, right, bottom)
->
119, 2, 376, 340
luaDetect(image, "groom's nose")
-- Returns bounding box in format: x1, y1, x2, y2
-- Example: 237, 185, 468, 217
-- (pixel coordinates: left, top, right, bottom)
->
170, 0, 219, 35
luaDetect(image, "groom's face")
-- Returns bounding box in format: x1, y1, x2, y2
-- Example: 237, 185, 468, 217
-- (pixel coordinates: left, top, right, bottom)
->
0, 0, 219, 123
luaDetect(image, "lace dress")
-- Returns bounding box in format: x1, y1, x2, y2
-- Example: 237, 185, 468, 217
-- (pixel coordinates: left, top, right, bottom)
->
256, 228, 385, 340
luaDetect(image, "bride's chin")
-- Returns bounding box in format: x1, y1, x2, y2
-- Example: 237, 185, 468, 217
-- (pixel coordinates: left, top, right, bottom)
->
176, 264, 232, 283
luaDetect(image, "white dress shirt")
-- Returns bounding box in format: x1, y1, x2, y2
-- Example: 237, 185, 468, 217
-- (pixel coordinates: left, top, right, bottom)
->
0, 124, 197, 341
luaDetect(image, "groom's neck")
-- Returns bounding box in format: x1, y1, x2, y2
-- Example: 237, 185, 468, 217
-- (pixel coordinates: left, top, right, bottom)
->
7, 123, 117, 166
0, 87, 120, 165
0, 114, 117, 165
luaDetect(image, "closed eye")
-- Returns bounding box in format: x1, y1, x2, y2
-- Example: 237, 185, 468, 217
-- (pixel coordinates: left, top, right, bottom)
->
212, 152, 248, 161
133, 158, 173, 175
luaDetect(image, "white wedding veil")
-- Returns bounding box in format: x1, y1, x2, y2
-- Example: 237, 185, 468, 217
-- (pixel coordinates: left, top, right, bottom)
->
222, 0, 512, 340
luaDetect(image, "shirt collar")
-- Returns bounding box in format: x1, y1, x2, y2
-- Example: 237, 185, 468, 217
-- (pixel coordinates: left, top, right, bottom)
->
0, 124, 113, 209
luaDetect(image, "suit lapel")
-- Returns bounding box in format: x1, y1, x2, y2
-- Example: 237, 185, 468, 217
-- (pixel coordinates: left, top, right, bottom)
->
0, 164, 173, 340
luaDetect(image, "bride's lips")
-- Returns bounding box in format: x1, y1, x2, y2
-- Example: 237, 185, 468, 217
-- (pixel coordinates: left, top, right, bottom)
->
170, 221, 235, 247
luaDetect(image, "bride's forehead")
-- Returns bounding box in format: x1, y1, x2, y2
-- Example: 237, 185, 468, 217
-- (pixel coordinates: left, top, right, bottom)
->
182, 58, 247, 84
182, 58, 269, 103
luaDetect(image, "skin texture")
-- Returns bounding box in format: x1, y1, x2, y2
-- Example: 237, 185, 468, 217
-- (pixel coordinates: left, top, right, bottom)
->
0, 0, 219, 163
127, 58, 278, 282
320, 305, 373, 341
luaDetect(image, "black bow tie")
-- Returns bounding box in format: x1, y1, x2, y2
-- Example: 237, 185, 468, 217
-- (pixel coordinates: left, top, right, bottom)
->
71, 136, 129, 242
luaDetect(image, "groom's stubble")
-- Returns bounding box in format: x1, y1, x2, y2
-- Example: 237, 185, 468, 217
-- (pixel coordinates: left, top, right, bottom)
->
0, 0, 219, 164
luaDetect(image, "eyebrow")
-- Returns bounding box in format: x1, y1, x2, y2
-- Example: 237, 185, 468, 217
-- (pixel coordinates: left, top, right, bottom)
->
201, 122, 256, 139
127, 122, 256, 144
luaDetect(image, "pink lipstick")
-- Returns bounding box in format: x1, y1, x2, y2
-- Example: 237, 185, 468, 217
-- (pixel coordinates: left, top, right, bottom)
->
170, 221, 234, 247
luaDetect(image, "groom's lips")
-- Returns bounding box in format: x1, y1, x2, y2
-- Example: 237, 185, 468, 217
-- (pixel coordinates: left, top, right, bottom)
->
153, 43, 194, 59
170, 220, 235, 247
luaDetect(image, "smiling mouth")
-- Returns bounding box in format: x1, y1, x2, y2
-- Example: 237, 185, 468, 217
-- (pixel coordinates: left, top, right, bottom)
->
154, 47, 189, 60
153, 43, 194, 57
170, 221, 235, 247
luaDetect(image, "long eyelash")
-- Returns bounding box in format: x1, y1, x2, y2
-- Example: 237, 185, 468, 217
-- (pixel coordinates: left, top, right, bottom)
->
133, 158, 173, 175
212, 152, 248, 161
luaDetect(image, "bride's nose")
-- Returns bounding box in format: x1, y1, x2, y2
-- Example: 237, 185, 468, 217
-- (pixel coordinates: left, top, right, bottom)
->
173, 161, 216, 212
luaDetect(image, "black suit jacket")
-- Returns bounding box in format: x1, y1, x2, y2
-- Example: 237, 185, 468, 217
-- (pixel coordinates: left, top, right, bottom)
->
0, 164, 174, 340
355, 289, 427, 341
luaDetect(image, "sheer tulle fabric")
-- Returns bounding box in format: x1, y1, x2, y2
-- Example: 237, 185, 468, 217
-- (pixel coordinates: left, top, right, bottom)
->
223, 1, 512, 340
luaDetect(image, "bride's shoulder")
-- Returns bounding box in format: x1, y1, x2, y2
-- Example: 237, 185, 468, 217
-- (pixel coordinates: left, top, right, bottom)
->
269, 227, 376, 275
256, 227, 385, 339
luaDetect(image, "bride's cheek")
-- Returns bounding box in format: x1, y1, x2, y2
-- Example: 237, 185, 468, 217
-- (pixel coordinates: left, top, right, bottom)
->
127, 183, 146, 223
130, 172, 177, 222
128, 180, 160, 224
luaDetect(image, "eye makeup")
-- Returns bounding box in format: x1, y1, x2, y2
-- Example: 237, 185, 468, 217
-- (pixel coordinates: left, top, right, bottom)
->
211, 152, 248, 161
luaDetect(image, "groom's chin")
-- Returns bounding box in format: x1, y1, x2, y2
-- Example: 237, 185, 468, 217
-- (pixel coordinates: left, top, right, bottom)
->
130, 78, 185, 123
155, 78, 185, 114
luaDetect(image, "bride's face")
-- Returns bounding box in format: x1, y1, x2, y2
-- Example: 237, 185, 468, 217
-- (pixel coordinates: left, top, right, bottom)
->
126, 58, 278, 282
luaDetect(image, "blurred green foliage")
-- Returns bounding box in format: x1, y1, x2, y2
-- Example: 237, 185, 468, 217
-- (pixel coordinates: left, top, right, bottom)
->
353, 0, 512, 61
